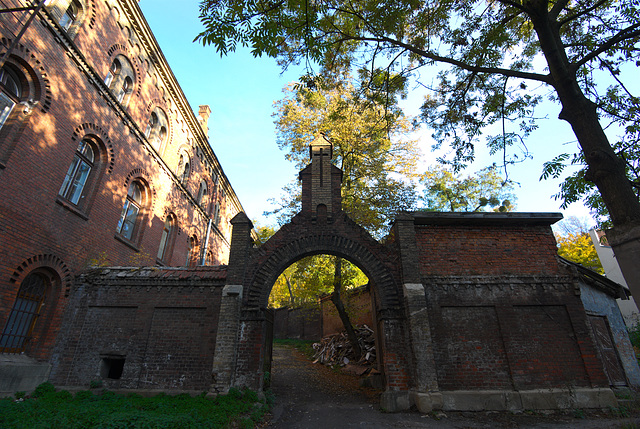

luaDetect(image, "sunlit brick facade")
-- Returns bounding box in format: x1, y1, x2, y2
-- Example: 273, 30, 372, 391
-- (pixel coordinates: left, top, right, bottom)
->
0, 0, 242, 371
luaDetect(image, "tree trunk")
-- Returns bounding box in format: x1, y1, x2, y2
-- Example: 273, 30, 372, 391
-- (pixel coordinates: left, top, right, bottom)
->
330, 256, 362, 360
283, 273, 295, 306
530, 4, 640, 298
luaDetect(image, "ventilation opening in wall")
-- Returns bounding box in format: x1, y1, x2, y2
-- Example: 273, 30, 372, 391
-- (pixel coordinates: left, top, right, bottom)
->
100, 354, 126, 379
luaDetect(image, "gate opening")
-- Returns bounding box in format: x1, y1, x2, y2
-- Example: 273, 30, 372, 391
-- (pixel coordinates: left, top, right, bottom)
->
266, 254, 384, 392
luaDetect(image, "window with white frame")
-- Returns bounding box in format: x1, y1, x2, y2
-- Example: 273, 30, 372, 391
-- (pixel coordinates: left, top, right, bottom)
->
104, 55, 134, 106
58, 139, 96, 205
156, 215, 176, 263
59, 0, 82, 31
116, 181, 145, 241
145, 108, 169, 153
0, 66, 21, 130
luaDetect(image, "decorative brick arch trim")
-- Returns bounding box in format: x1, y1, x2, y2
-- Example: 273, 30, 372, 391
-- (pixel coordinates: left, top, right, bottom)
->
123, 168, 156, 212
244, 212, 403, 315
71, 123, 115, 173
105, 44, 141, 98
85, 0, 97, 29
9, 254, 72, 298
0, 38, 52, 113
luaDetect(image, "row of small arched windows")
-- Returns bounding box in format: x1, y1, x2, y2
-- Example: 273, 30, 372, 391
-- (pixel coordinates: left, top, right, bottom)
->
57, 136, 218, 244
55, 0, 172, 156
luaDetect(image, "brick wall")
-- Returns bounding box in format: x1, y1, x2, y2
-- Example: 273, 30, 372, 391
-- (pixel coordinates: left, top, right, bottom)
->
49, 266, 226, 391
0, 0, 242, 361
407, 213, 609, 391
415, 224, 561, 276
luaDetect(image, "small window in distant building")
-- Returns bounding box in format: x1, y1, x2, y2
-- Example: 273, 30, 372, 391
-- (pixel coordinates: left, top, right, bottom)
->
59, 139, 95, 205
116, 181, 144, 240
0, 272, 48, 353
59, 0, 81, 31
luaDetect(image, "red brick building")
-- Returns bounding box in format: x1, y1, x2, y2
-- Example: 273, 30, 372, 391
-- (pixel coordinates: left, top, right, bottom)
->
0, 0, 243, 388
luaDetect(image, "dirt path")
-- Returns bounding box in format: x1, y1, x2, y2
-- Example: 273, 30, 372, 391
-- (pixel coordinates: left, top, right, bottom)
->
267, 343, 640, 428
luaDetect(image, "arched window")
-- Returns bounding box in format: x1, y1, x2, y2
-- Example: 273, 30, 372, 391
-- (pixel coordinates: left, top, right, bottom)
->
58, 139, 95, 205
197, 180, 208, 206
104, 59, 120, 88
104, 55, 134, 106
0, 66, 21, 130
176, 152, 190, 186
186, 235, 198, 267
145, 112, 158, 137
156, 215, 176, 264
212, 201, 221, 225
59, 0, 81, 31
0, 272, 48, 353
117, 76, 132, 103
116, 181, 144, 240
145, 108, 169, 153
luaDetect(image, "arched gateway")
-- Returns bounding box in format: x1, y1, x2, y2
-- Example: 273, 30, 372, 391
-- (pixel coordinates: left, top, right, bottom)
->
210, 135, 626, 413
211, 135, 415, 411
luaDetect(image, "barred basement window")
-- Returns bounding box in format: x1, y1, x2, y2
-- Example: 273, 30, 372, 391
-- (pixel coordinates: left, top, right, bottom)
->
0, 273, 48, 353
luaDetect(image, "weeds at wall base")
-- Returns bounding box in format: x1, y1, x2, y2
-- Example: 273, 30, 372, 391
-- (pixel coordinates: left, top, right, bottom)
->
0, 382, 270, 428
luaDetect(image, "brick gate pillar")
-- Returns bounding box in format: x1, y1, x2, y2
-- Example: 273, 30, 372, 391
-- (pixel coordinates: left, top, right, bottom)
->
210, 213, 253, 394
392, 214, 442, 412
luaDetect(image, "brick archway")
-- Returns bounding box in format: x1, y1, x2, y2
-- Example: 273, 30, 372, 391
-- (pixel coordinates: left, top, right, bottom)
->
211, 136, 414, 410
245, 212, 403, 315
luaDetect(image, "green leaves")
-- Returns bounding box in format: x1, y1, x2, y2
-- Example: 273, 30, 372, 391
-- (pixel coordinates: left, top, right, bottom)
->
198, 0, 640, 229
420, 165, 516, 212
270, 77, 420, 238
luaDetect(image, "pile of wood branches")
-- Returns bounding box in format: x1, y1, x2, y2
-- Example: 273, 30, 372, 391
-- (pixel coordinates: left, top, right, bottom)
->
312, 324, 376, 367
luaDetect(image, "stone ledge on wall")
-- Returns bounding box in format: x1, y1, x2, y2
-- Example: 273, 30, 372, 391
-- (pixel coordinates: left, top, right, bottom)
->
439, 388, 617, 412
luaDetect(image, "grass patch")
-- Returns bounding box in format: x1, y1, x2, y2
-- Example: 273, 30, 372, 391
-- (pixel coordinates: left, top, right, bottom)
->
274, 338, 316, 358
0, 382, 270, 429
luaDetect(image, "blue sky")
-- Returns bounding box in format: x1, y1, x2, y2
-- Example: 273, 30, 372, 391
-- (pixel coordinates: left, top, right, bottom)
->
139, 0, 593, 228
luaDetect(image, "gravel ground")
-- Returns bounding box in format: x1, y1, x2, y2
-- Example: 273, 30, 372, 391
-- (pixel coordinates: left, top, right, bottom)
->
267, 344, 640, 428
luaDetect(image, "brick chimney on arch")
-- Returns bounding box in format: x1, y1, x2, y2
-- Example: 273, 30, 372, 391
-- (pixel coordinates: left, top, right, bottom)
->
299, 134, 343, 222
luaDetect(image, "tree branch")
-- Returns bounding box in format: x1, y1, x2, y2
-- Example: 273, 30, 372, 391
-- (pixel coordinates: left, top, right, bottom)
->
351, 33, 552, 84
573, 23, 640, 71
557, 0, 607, 27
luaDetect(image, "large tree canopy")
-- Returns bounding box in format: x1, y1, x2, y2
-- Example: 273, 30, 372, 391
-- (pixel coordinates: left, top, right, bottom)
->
197, 0, 640, 294
421, 165, 516, 212
197, 0, 640, 224
268, 79, 420, 238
